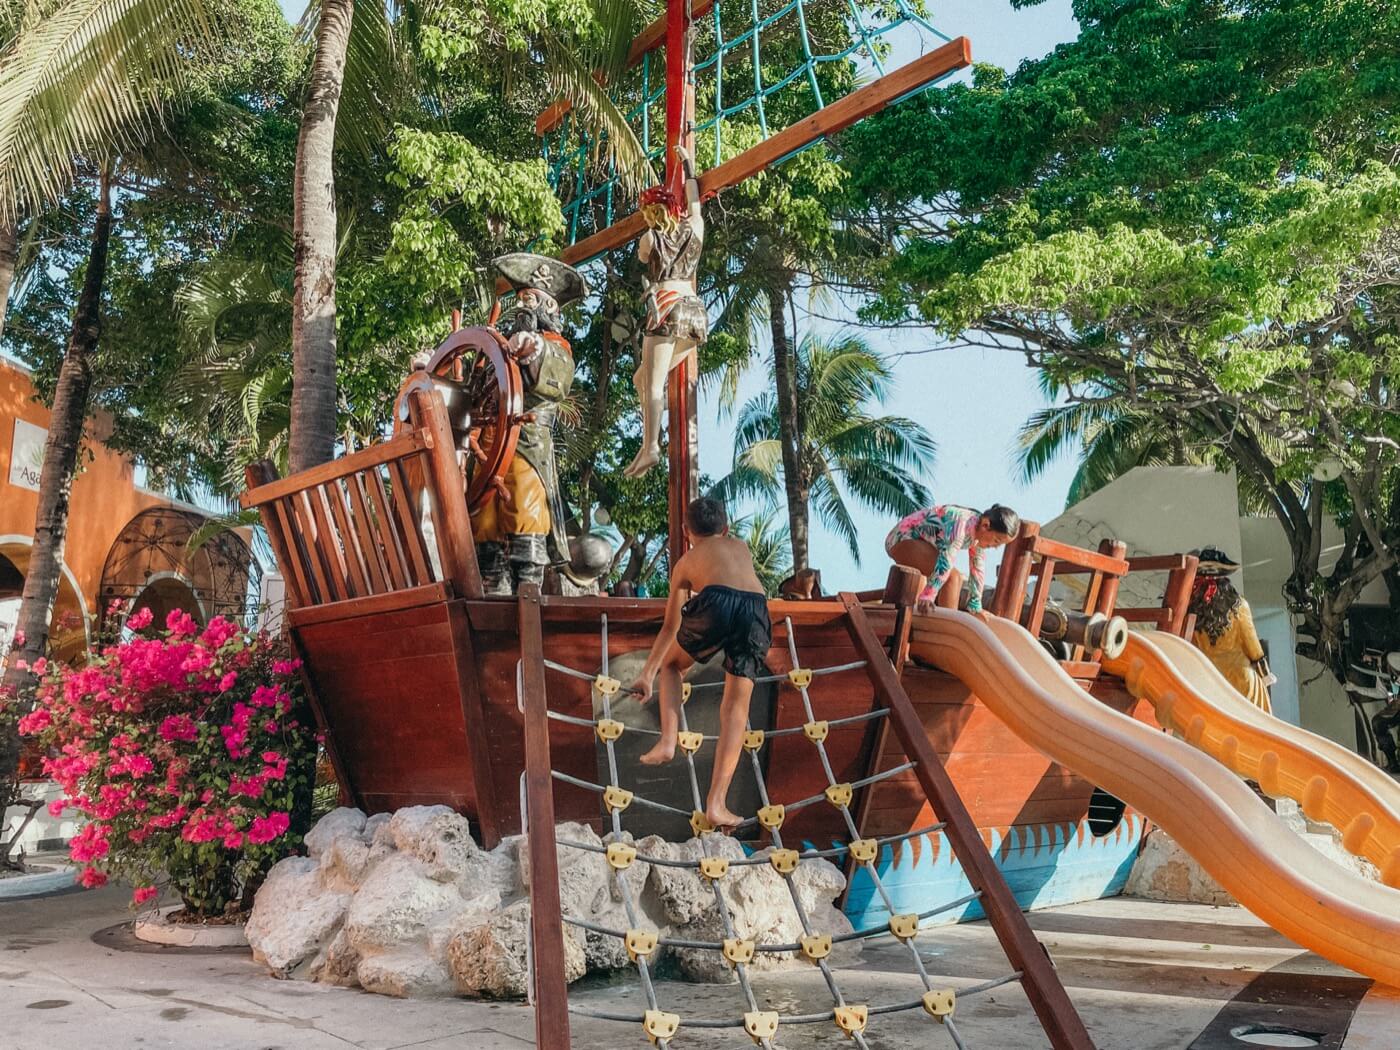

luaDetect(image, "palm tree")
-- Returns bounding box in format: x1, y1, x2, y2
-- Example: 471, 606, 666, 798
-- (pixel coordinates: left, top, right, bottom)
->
731, 510, 792, 596
717, 332, 934, 570
286, 0, 655, 473
1016, 374, 1277, 514
0, 0, 213, 766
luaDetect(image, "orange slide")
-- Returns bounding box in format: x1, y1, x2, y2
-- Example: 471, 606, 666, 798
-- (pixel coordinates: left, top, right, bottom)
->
1104, 629, 1400, 888
908, 609, 1400, 988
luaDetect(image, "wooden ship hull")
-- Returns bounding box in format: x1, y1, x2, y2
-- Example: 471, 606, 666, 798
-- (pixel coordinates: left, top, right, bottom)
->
244, 386, 1200, 930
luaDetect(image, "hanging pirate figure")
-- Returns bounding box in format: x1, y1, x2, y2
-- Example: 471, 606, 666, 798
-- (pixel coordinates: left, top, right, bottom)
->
473, 253, 588, 595
624, 147, 708, 478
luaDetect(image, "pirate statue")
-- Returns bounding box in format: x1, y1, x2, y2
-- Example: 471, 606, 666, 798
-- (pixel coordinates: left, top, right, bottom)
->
473, 252, 587, 595
624, 146, 707, 479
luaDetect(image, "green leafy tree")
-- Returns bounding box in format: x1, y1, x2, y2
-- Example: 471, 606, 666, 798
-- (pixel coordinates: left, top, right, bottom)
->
732, 509, 792, 596
717, 332, 933, 567
844, 0, 1400, 675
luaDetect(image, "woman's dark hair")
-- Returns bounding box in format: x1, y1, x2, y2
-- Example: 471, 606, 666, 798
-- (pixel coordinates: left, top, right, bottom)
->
686, 497, 729, 537
1188, 576, 1243, 643
979, 504, 1021, 538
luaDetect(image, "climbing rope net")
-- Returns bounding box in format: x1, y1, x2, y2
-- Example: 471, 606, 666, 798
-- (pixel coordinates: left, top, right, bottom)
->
542, 0, 952, 249
517, 613, 1025, 1048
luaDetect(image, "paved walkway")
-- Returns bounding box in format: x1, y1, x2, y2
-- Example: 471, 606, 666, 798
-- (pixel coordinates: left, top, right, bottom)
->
2, 885, 1397, 1048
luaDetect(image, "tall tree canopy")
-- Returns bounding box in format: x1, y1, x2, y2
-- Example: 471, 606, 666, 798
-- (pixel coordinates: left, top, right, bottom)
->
842, 0, 1400, 674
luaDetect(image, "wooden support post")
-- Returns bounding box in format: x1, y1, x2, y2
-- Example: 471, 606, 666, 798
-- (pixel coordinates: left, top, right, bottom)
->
1163, 554, 1199, 637
407, 387, 484, 599
993, 522, 1040, 621
840, 593, 1095, 1050
517, 585, 572, 1046
667, 352, 699, 570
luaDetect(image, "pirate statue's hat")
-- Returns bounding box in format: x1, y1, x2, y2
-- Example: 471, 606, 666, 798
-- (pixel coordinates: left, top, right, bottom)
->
1191, 546, 1241, 577
491, 253, 588, 307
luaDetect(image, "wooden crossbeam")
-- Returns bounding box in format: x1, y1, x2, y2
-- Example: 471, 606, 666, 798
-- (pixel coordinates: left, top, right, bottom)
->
559, 36, 971, 266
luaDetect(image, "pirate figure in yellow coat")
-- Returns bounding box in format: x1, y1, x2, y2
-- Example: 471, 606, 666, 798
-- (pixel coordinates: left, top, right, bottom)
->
474, 253, 587, 595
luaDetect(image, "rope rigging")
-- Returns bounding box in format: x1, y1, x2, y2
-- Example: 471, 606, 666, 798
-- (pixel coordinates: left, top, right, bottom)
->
518, 611, 1024, 1047
541, 0, 954, 249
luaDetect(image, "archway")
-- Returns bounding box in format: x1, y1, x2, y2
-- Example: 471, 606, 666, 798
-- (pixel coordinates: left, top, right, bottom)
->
0, 541, 91, 663
98, 508, 260, 634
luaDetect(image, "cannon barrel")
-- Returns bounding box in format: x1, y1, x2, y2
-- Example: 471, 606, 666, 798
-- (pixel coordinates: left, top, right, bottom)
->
1024, 604, 1129, 660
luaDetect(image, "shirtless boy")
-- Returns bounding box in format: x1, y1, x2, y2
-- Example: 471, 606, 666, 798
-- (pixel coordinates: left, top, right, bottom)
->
630, 497, 771, 830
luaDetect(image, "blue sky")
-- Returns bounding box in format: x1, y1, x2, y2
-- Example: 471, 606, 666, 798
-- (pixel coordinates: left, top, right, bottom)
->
274, 0, 1083, 587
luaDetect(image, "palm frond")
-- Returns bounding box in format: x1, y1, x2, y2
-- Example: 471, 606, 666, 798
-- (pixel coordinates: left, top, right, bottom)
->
0, 0, 213, 217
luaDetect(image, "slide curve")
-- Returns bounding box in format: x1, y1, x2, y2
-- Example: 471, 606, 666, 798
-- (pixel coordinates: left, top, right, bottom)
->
907, 609, 1400, 988
1104, 630, 1400, 888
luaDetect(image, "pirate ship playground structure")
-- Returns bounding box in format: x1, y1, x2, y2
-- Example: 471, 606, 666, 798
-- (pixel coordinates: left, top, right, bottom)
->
240, 2, 1400, 1046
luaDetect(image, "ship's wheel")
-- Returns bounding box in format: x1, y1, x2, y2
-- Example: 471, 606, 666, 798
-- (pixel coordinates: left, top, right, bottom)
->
394, 326, 523, 513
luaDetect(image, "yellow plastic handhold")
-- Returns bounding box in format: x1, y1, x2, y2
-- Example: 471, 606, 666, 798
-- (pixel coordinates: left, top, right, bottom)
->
643, 1008, 679, 1045
888, 913, 919, 942
922, 988, 956, 1022
803, 719, 829, 743
626, 929, 659, 962
768, 848, 799, 874
833, 1004, 868, 1038
787, 667, 814, 690
722, 937, 756, 966
698, 856, 729, 881
594, 674, 621, 697
602, 785, 633, 813
689, 810, 713, 837
825, 783, 853, 808
677, 730, 704, 754
848, 838, 878, 863
742, 729, 765, 751
681, 681, 692, 702
757, 804, 785, 830
800, 933, 832, 961
595, 718, 624, 742
743, 1010, 779, 1044
606, 842, 637, 870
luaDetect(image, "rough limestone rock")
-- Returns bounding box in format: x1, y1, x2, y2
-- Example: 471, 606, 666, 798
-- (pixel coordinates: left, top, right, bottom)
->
356, 950, 455, 998
248, 807, 859, 1000
305, 807, 367, 858
246, 857, 351, 976
448, 898, 587, 998
647, 836, 859, 982
1125, 828, 1234, 905
343, 851, 468, 949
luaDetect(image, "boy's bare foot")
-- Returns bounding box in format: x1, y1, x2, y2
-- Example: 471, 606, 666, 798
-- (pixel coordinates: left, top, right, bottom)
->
705, 804, 744, 831
639, 741, 675, 765
623, 445, 661, 478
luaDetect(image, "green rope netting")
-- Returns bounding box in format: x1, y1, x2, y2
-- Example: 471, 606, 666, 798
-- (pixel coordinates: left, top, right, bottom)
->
542, 0, 951, 251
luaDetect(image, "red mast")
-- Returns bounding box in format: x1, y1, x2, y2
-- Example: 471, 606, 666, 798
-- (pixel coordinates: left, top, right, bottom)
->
664, 0, 700, 573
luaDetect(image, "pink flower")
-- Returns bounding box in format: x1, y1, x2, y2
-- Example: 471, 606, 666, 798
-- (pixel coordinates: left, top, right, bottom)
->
69, 823, 110, 863
217, 671, 238, 692
79, 867, 108, 889
17, 708, 51, 735
47, 798, 67, 817
132, 886, 158, 905
166, 609, 198, 637
31, 657, 47, 676
272, 658, 302, 676
126, 607, 153, 630
158, 715, 198, 742
247, 811, 290, 844
11, 629, 22, 646
222, 830, 244, 850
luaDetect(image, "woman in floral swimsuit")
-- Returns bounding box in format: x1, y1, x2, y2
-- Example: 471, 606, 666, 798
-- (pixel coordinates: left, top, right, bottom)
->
885, 504, 1021, 616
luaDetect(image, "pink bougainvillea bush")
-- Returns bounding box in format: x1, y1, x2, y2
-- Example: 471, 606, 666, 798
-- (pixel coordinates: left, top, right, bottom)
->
17, 609, 314, 916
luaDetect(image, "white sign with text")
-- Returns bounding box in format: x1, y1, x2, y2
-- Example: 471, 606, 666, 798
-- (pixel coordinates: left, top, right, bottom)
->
8, 418, 46, 491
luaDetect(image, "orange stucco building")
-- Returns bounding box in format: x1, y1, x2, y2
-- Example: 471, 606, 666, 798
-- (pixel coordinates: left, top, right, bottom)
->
1, 358, 257, 659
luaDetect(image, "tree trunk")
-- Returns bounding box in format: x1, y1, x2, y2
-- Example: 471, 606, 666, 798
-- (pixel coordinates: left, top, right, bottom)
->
767, 279, 808, 571
290, 0, 354, 474
0, 221, 18, 341
0, 171, 112, 780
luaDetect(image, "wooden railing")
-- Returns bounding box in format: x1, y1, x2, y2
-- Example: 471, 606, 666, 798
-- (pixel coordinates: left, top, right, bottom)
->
991, 524, 1130, 665
1114, 553, 1199, 638
240, 387, 482, 611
